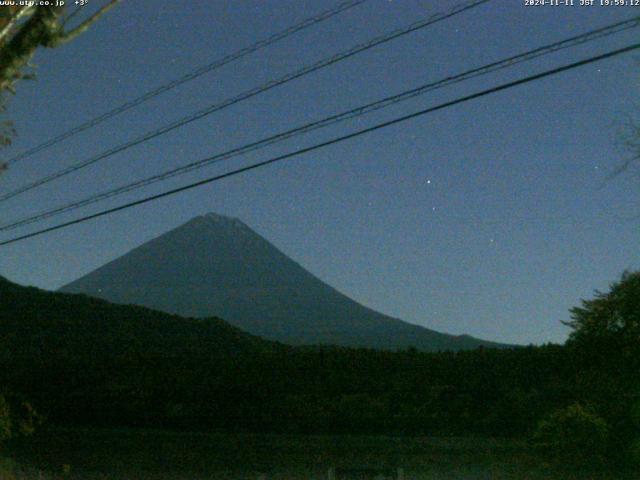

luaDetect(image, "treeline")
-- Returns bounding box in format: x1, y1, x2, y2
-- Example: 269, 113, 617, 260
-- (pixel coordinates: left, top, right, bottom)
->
6, 343, 573, 436
0, 273, 638, 464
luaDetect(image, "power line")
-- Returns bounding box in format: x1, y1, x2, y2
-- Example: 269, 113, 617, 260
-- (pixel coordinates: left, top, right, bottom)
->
0, 0, 491, 202
2, 42, 637, 247
1, 16, 637, 232
4, 0, 369, 166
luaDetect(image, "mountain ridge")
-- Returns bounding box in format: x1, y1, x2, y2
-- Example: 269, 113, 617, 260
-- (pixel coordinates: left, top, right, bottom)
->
60, 213, 510, 351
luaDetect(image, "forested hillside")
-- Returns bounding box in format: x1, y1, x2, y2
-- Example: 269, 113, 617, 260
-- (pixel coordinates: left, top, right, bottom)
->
2, 273, 639, 466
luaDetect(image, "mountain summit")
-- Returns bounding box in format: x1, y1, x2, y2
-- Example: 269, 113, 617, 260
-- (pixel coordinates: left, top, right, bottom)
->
60, 213, 507, 351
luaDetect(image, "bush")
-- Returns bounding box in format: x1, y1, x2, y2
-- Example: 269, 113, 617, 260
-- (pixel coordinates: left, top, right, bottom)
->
629, 438, 640, 467
0, 396, 11, 442
0, 394, 42, 444
533, 403, 609, 463
631, 398, 640, 428
0, 457, 17, 480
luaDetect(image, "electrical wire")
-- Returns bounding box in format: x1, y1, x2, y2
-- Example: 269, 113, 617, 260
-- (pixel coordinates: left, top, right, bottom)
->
1, 42, 637, 247
1, 16, 637, 232
4, 0, 369, 166
0, 0, 490, 202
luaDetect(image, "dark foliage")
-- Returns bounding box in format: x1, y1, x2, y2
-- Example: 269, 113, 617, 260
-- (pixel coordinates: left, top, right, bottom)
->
1, 272, 638, 466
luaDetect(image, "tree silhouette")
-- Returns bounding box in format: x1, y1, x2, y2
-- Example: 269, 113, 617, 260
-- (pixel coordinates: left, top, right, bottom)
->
0, 2, 120, 94
0, 1, 120, 168
564, 270, 640, 350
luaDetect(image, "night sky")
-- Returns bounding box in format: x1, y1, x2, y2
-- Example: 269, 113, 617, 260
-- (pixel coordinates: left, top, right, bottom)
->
0, 0, 638, 345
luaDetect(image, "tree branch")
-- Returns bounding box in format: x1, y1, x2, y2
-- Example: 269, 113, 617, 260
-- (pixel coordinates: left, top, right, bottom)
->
0, 6, 35, 46
54, 0, 121, 46
0, 7, 61, 92
61, 6, 83, 29
610, 115, 640, 179
0, 1, 120, 93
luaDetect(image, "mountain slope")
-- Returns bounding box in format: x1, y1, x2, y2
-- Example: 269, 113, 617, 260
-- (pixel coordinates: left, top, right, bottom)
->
60, 213, 508, 351
0, 274, 272, 361
0, 275, 284, 427
0, 275, 569, 438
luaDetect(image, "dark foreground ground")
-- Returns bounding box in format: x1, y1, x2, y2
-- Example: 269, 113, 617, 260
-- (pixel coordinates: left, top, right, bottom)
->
2, 427, 632, 480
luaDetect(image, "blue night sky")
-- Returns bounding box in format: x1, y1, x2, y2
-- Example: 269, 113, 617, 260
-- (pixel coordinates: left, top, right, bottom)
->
0, 0, 638, 345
